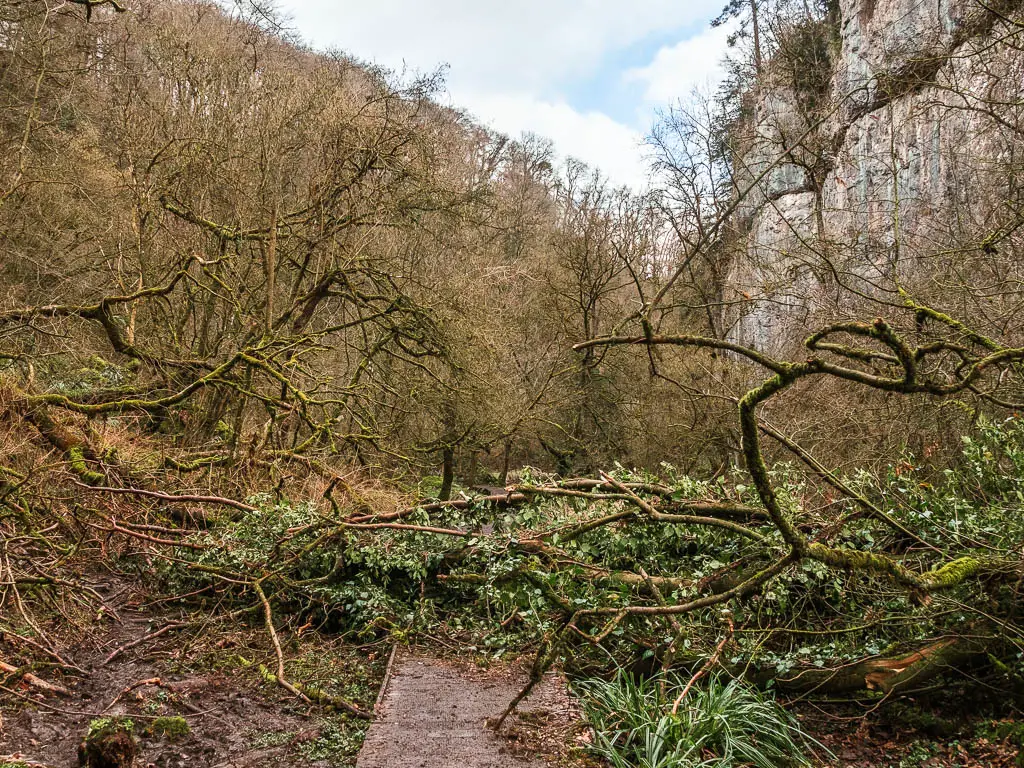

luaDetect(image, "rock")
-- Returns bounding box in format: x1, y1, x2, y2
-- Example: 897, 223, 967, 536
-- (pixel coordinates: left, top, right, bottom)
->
728, 0, 1023, 349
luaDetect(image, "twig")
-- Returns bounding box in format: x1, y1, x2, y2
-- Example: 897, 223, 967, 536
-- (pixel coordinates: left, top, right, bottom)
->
0, 756, 55, 768
251, 581, 372, 719
2, 548, 59, 659
103, 676, 161, 712
350, 492, 528, 523
758, 420, 940, 552
0, 681, 210, 720
0, 660, 71, 697
252, 581, 308, 701
103, 519, 207, 550
671, 618, 734, 715
344, 522, 469, 536
103, 622, 185, 665
374, 643, 399, 714
76, 482, 256, 512
599, 472, 766, 541
637, 566, 684, 695
0, 627, 85, 673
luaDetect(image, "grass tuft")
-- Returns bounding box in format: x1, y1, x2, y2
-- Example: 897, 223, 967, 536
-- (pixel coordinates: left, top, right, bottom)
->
576, 671, 825, 768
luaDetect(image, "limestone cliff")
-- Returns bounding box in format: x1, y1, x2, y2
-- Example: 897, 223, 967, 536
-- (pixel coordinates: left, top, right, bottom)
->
729, 0, 1024, 349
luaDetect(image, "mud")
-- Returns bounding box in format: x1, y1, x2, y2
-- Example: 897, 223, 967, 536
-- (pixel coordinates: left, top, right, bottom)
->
0, 578, 590, 768
0, 579, 372, 768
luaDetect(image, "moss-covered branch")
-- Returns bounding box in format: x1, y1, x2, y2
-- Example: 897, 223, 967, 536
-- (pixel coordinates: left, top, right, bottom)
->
807, 544, 1012, 591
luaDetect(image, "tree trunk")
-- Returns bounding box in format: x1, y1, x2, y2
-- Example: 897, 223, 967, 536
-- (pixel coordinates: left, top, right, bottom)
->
754, 637, 985, 695
439, 446, 455, 501
750, 0, 762, 76
499, 438, 512, 485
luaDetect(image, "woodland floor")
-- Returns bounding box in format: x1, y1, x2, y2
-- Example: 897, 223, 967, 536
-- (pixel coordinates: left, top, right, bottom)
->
0, 576, 1020, 767
803, 703, 1023, 767
0, 576, 388, 767
0, 577, 591, 768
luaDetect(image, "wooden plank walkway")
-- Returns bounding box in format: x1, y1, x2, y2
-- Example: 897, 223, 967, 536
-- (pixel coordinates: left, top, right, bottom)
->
356, 653, 564, 768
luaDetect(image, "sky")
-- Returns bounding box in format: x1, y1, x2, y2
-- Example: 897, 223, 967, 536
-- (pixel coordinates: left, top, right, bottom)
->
274, 1, 733, 189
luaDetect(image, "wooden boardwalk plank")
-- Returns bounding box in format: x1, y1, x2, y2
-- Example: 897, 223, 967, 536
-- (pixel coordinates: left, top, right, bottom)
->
356, 654, 560, 768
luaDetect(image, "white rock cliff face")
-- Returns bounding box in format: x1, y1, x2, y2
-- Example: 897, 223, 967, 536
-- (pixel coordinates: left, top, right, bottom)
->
730, 0, 1023, 350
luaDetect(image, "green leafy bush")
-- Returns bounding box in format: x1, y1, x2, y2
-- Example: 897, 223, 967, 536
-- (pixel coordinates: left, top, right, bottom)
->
855, 415, 1024, 551
162, 496, 462, 636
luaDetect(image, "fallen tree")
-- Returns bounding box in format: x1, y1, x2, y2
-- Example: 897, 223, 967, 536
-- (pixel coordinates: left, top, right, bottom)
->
2, 216, 1023, 716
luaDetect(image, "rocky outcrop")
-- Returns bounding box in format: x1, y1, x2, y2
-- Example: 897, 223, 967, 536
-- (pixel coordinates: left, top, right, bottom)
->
729, 0, 1024, 349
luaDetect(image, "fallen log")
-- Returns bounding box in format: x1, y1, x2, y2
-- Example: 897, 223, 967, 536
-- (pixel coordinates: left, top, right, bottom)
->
764, 636, 985, 696
0, 660, 71, 697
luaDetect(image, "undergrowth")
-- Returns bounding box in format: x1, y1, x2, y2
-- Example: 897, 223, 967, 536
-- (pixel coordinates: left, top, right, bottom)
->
576, 671, 823, 768
141, 416, 1024, 702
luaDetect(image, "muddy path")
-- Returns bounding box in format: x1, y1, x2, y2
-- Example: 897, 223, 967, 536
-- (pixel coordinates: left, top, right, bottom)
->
0, 578, 383, 767
0, 576, 592, 768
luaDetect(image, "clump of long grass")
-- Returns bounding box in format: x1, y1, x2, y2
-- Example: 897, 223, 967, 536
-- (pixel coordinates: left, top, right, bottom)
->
576, 671, 823, 768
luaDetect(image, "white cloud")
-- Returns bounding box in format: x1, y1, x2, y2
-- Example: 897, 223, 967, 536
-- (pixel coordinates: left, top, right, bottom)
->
275, 0, 728, 188
279, 0, 721, 94
624, 22, 733, 105
457, 91, 647, 189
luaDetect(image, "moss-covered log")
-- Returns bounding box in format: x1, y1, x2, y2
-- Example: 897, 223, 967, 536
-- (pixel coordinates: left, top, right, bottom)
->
764, 637, 985, 695
22, 404, 105, 485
